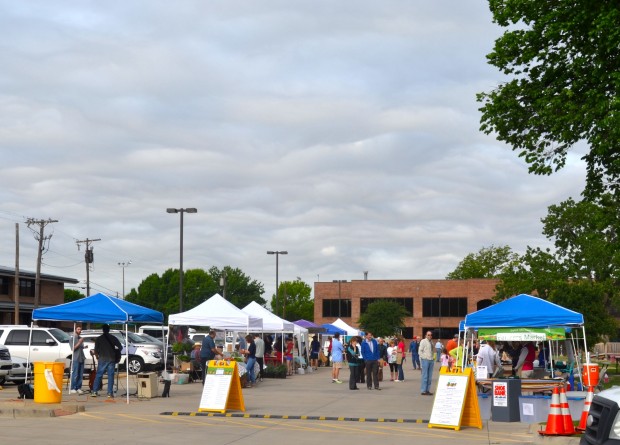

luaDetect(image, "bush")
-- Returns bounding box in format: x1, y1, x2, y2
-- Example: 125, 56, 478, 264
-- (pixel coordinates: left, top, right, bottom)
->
263, 364, 287, 379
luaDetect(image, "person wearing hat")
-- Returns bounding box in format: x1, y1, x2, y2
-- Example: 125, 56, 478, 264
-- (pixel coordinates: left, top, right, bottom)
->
310, 335, 321, 370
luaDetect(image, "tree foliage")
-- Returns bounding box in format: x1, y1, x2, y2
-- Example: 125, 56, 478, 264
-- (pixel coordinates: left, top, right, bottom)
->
64, 288, 85, 303
446, 245, 519, 279
125, 266, 265, 321
357, 300, 410, 338
478, 1, 620, 197
269, 279, 314, 321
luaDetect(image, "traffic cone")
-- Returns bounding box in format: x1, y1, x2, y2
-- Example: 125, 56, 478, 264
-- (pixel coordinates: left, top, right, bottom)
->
539, 387, 565, 436
560, 386, 576, 435
576, 385, 595, 432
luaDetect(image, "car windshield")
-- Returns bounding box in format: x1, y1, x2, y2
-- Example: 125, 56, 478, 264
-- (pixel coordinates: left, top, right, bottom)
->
49, 328, 71, 343
139, 333, 163, 344
126, 332, 147, 343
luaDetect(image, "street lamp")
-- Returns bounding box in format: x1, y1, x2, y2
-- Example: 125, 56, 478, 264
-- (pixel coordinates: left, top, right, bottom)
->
267, 251, 287, 316
219, 270, 227, 300
333, 280, 347, 318
167, 207, 198, 312
118, 261, 131, 299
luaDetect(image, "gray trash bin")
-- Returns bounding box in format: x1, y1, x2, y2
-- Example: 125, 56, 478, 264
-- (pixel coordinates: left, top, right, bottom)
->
491, 379, 522, 422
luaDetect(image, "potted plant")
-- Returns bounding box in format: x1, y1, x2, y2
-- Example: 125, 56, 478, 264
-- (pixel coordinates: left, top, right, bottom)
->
172, 342, 192, 369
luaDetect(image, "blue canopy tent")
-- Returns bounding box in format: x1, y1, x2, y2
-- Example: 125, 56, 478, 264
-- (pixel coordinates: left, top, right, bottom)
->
463, 294, 587, 381
321, 323, 347, 336
32, 293, 164, 403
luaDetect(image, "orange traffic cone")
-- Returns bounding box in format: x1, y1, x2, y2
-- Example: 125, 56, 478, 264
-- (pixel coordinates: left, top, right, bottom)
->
539, 387, 565, 436
559, 386, 576, 435
576, 385, 595, 432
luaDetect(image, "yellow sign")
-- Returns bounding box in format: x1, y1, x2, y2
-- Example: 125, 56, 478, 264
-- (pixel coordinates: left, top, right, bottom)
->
198, 359, 245, 413
428, 367, 482, 431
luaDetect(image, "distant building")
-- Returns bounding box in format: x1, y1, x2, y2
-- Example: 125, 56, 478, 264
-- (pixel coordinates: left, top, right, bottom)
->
314, 278, 499, 340
0, 266, 79, 324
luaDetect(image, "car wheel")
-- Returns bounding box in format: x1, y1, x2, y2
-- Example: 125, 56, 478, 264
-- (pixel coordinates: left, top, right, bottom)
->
127, 356, 144, 374
0, 376, 5, 385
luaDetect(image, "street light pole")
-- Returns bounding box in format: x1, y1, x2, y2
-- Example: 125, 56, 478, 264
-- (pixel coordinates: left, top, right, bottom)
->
219, 270, 227, 300
267, 251, 288, 316
333, 280, 347, 318
118, 261, 131, 299
167, 208, 198, 312
438, 294, 442, 340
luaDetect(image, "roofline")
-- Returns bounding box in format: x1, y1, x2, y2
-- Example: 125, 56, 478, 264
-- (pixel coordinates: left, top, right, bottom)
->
0, 266, 79, 284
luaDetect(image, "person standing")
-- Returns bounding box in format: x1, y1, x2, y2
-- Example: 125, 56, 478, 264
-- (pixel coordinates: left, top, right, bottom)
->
310, 335, 321, 370
254, 333, 265, 382
396, 335, 406, 382
200, 330, 221, 384
446, 334, 459, 353
331, 333, 344, 384
477, 340, 502, 378
91, 324, 122, 398
70, 325, 86, 394
514, 341, 536, 378
387, 339, 398, 381
435, 339, 443, 363
419, 331, 435, 396
361, 331, 381, 390
346, 337, 361, 390
237, 332, 247, 354
409, 337, 420, 370
244, 335, 257, 387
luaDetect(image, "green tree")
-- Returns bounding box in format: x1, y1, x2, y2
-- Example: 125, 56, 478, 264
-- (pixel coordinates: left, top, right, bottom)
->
357, 300, 410, 338
125, 266, 265, 320
446, 245, 519, 279
270, 279, 313, 321
64, 288, 84, 303
477, 1, 620, 197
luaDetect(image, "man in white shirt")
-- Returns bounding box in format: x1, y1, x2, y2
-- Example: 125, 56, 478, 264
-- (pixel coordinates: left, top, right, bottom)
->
254, 333, 265, 382
476, 340, 502, 378
419, 331, 435, 395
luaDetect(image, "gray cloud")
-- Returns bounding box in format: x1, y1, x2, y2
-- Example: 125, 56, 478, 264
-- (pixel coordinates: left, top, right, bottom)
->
0, 1, 585, 302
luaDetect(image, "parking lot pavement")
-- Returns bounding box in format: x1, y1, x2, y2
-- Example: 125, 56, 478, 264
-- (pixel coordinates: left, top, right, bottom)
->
0, 365, 571, 444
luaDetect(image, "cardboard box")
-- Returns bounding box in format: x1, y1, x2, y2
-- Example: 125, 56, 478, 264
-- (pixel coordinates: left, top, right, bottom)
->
180, 362, 193, 372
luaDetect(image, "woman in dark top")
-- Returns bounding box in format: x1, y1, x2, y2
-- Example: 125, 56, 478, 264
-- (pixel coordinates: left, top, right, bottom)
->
245, 335, 257, 387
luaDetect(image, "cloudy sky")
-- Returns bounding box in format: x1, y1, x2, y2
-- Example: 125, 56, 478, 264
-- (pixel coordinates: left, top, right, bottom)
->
0, 1, 586, 304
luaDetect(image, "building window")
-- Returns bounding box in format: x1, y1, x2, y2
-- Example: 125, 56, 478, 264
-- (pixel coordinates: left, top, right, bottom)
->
422, 297, 468, 317
322, 299, 351, 318
0, 277, 9, 295
360, 297, 413, 316
401, 327, 413, 339
477, 299, 493, 311
19, 279, 35, 298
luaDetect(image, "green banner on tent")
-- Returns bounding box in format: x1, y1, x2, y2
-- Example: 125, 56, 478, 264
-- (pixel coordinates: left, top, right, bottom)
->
478, 327, 565, 342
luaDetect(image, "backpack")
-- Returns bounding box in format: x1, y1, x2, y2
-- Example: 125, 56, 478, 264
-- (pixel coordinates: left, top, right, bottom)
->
345, 346, 359, 364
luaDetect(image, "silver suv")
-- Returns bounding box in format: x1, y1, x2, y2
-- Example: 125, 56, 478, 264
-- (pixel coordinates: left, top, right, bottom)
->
80, 330, 163, 374
0, 325, 72, 369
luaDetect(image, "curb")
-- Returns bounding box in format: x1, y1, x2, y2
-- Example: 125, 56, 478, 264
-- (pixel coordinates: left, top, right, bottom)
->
161, 411, 428, 423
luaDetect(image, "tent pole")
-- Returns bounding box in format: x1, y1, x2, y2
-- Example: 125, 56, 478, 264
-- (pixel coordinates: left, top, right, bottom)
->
125, 326, 129, 405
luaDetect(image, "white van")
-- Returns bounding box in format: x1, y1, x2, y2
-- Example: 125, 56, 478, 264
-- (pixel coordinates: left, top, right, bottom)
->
138, 325, 169, 340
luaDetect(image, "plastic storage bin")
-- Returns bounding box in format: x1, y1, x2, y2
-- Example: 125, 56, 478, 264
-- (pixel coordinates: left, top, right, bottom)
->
33, 362, 64, 404
519, 395, 550, 423
478, 393, 491, 420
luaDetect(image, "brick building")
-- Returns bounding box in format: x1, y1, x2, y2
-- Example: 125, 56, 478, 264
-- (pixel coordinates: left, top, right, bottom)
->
314, 278, 499, 340
0, 266, 79, 324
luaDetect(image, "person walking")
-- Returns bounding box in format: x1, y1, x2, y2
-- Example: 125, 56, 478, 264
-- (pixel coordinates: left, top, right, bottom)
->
409, 337, 420, 370
331, 333, 344, 383
254, 333, 265, 382
419, 330, 435, 396
346, 337, 362, 390
91, 324, 122, 398
69, 325, 86, 394
435, 339, 442, 363
387, 339, 398, 381
361, 331, 381, 390
310, 335, 321, 370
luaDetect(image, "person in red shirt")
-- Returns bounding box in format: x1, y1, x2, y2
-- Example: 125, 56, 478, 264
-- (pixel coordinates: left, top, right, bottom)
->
446, 334, 459, 353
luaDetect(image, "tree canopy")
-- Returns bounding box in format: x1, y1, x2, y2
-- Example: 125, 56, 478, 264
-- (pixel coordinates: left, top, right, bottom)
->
478, 1, 620, 198
357, 300, 410, 338
269, 279, 314, 321
125, 266, 265, 320
446, 245, 519, 279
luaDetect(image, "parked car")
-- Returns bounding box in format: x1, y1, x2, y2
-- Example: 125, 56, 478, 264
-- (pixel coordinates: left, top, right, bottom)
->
80, 330, 163, 374
0, 325, 72, 368
3, 356, 32, 384
0, 345, 12, 383
136, 333, 174, 369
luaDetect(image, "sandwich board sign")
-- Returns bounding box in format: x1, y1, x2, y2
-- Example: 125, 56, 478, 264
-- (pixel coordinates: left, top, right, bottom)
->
198, 360, 245, 413
429, 367, 482, 431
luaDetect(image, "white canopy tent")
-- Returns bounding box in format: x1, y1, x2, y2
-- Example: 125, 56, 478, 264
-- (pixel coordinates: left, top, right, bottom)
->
331, 318, 361, 336
169, 294, 263, 330
242, 301, 295, 332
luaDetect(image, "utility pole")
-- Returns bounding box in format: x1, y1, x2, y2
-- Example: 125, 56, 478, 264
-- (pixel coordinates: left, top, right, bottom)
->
26, 217, 58, 309
76, 238, 101, 296
14, 223, 19, 324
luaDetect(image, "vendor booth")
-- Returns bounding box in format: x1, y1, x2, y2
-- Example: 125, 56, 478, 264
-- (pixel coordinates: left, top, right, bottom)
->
31, 292, 164, 404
